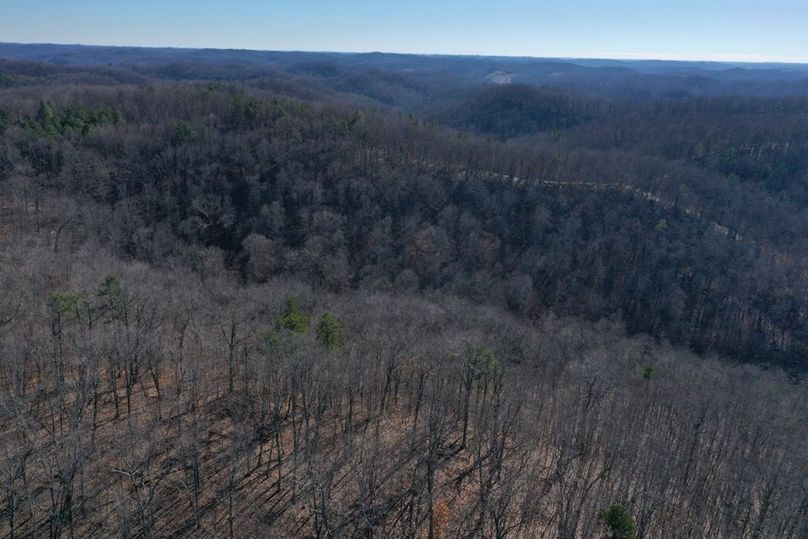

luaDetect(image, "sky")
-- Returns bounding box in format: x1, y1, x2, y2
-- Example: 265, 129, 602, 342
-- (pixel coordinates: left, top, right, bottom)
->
1, 0, 808, 63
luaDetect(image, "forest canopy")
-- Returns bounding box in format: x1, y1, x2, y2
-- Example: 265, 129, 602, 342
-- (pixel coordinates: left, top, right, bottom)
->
0, 44, 805, 538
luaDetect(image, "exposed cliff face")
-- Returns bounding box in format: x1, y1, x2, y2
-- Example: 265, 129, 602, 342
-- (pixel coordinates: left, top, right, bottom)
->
485, 70, 514, 84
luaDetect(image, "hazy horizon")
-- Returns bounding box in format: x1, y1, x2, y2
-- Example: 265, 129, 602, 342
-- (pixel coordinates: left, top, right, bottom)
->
2, 0, 807, 64
4, 40, 808, 67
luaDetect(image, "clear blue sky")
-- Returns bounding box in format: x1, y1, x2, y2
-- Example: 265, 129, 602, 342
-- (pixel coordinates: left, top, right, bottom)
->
1, 0, 807, 62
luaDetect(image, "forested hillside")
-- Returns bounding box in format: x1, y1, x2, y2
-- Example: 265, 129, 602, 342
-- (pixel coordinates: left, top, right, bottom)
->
0, 81, 804, 369
0, 240, 804, 537
0, 45, 806, 537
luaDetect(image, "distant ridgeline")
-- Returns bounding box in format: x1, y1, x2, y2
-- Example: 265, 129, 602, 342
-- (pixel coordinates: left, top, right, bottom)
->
0, 44, 806, 371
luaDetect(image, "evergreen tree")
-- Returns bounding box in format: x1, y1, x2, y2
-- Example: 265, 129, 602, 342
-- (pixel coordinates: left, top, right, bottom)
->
276, 297, 309, 333
601, 505, 636, 539
316, 312, 342, 351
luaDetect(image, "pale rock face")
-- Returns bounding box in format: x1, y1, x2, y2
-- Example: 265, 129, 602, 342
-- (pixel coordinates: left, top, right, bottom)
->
485, 70, 513, 84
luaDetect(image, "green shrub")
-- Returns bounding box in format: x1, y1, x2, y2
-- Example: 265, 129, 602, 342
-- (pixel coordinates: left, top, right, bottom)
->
470, 346, 499, 381
276, 297, 309, 333
316, 312, 342, 351
49, 291, 87, 321
601, 504, 636, 539
97, 275, 125, 311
